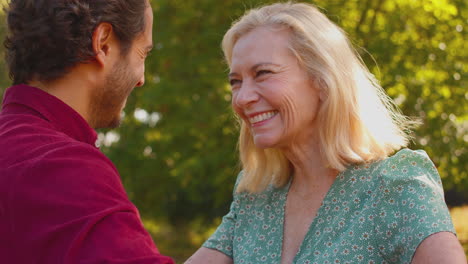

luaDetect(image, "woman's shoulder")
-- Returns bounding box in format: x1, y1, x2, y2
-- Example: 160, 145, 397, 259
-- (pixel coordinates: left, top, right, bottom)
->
373, 148, 445, 195
344, 149, 438, 182
345, 148, 445, 197
383, 148, 435, 167
378, 148, 440, 180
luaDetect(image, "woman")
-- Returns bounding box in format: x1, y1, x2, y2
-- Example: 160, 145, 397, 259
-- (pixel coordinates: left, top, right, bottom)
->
187, 2, 466, 264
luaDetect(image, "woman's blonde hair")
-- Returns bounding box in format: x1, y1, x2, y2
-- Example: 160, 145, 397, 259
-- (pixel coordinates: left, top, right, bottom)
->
223, 2, 414, 193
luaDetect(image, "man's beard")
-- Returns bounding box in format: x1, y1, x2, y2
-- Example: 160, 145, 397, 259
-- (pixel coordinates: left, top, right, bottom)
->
89, 59, 136, 129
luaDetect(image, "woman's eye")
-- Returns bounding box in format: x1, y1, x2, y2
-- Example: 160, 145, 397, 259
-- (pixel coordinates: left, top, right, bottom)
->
229, 79, 241, 87
256, 70, 272, 77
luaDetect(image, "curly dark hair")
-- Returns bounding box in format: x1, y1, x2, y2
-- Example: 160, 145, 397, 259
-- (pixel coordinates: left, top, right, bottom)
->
4, 0, 149, 85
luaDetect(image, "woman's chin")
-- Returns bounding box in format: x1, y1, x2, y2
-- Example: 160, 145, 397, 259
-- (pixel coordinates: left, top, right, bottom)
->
253, 136, 279, 149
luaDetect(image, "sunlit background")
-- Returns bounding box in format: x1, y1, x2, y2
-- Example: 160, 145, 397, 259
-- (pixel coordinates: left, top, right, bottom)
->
0, 0, 466, 262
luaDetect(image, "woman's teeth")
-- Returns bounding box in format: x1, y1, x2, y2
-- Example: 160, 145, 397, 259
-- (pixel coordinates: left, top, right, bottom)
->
249, 111, 277, 124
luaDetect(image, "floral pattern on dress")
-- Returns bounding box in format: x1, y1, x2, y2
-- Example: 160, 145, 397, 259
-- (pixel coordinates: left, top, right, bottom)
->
203, 149, 455, 264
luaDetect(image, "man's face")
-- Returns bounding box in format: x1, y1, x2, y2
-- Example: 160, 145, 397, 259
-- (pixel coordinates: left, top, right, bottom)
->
90, 4, 154, 129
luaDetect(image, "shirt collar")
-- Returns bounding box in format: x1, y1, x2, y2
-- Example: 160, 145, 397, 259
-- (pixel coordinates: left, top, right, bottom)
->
2, 84, 98, 147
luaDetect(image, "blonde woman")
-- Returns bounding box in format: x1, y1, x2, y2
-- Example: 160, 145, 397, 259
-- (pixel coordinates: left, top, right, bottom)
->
187, 2, 465, 264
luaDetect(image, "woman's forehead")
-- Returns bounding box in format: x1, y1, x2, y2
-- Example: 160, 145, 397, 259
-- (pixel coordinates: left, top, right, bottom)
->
231, 27, 292, 66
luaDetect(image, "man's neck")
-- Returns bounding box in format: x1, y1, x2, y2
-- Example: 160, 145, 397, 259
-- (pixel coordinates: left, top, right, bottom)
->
27, 67, 97, 127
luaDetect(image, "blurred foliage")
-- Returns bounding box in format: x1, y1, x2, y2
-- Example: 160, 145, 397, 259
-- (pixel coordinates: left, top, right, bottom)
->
450, 205, 468, 255
0, 0, 466, 253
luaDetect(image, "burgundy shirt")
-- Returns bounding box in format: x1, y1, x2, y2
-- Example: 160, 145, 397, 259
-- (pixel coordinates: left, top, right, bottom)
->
0, 85, 174, 264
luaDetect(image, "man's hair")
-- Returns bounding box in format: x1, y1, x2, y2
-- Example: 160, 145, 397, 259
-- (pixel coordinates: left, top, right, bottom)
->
222, 2, 416, 193
4, 0, 149, 85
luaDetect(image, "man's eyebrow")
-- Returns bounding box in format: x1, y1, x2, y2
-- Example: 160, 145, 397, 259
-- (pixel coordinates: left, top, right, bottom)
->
228, 62, 280, 77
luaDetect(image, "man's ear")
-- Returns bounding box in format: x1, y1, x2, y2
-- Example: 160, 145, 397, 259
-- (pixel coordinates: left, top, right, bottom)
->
92, 22, 115, 67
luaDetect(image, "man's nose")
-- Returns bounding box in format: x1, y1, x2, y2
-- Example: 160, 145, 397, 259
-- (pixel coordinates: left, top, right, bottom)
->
136, 75, 145, 87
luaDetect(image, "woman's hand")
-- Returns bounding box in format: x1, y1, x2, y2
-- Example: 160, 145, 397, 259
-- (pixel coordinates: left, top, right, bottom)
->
185, 247, 233, 264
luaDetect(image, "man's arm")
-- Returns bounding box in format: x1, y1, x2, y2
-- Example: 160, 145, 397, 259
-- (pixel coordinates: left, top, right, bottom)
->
11, 144, 174, 264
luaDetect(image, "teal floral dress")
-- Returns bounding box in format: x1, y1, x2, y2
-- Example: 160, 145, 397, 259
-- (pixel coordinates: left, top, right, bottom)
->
203, 149, 455, 264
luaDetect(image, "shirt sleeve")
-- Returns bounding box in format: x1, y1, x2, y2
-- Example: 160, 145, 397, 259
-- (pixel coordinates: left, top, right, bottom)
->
10, 144, 174, 264
374, 149, 455, 264
202, 172, 243, 258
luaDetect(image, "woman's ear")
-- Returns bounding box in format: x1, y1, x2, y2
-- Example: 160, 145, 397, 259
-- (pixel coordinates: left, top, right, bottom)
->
311, 77, 328, 102
92, 22, 115, 67
319, 87, 327, 102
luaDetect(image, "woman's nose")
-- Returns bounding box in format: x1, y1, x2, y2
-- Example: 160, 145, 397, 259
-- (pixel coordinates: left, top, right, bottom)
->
233, 80, 260, 108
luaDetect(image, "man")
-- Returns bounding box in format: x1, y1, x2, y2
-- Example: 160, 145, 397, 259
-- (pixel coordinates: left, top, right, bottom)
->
0, 0, 174, 263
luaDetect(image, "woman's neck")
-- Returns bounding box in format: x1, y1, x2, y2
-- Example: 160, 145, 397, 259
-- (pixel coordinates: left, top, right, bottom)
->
282, 140, 338, 195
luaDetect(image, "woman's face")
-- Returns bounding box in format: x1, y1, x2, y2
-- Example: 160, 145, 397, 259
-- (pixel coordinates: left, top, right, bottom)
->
229, 26, 321, 149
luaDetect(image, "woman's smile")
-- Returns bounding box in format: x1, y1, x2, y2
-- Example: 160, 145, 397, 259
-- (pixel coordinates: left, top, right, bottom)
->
248, 110, 279, 127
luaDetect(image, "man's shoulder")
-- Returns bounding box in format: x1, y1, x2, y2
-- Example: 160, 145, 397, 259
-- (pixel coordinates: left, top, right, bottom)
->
0, 110, 62, 148
0, 113, 113, 172
0, 117, 123, 205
